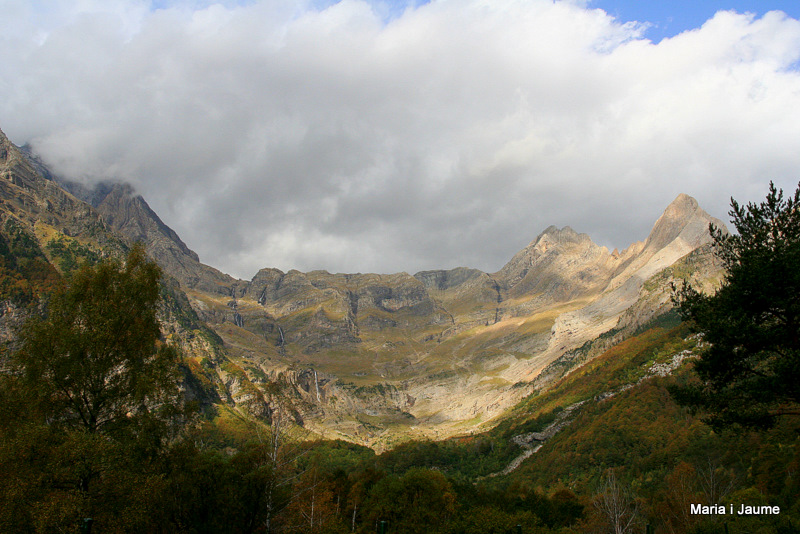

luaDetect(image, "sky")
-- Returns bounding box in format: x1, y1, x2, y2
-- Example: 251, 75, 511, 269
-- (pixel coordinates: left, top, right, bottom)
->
2, 0, 800, 279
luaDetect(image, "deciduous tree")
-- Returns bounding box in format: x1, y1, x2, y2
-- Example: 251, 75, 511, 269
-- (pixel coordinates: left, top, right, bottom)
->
1, 244, 183, 530
13, 244, 182, 443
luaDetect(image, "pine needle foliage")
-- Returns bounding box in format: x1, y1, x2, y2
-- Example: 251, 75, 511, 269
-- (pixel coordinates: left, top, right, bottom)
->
672, 181, 800, 429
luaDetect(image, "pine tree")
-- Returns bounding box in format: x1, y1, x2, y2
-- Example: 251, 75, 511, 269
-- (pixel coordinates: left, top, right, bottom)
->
672, 181, 800, 428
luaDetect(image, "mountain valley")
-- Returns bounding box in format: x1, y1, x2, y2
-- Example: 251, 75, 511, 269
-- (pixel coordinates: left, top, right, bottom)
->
2, 125, 726, 450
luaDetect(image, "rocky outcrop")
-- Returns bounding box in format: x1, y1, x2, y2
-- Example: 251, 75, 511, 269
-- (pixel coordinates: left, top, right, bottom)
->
54, 178, 243, 296
414, 267, 486, 291
237, 269, 450, 354
1, 128, 273, 424
495, 226, 616, 302
1, 128, 119, 248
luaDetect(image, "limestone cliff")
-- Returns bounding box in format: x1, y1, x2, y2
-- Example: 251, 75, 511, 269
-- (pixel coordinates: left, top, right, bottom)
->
0, 127, 271, 424
48, 176, 244, 297
1, 128, 120, 249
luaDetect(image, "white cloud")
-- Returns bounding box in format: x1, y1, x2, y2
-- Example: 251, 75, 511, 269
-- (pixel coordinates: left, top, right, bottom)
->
2, 1, 800, 279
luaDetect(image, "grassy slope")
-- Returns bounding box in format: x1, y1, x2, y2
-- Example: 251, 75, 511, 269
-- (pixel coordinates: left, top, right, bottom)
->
366, 317, 799, 532
367, 318, 692, 479
494, 314, 690, 437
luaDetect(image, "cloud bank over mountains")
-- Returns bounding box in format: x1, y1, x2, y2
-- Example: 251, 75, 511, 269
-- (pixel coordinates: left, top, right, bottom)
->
2, 0, 800, 278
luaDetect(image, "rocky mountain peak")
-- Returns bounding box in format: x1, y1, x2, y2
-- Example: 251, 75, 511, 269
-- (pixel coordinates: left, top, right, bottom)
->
492, 223, 607, 301
0, 128, 39, 189
657, 193, 702, 231
533, 225, 585, 245
514, 225, 598, 262
667, 192, 699, 213
0, 127, 10, 160
644, 193, 724, 251
85, 181, 245, 294
3, 130, 241, 296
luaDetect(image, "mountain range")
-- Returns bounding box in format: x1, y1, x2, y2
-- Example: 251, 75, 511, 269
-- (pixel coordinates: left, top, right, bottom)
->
0, 125, 725, 449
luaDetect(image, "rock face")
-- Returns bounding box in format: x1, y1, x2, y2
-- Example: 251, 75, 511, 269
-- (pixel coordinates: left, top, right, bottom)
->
0, 127, 272, 423
54, 178, 243, 296
2, 125, 727, 449
1, 128, 116, 246
496, 226, 614, 302
20, 141, 243, 296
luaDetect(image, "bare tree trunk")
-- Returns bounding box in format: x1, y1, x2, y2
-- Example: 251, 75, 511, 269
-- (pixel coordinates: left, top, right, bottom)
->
256, 403, 313, 533
698, 457, 735, 507
309, 467, 317, 533
259, 405, 287, 533
593, 471, 640, 534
